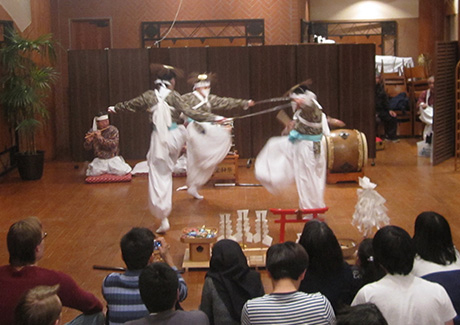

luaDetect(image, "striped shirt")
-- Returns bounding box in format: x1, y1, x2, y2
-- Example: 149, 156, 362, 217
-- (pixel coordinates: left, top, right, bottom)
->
241, 291, 335, 325
102, 267, 187, 325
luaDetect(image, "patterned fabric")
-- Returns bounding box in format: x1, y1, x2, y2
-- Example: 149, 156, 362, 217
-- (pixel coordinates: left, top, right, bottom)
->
241, 291, 335, 325
181, 92, 249, 113
85, 173, 132, 184
102, 268, 188, 325
84, 125, 120, 159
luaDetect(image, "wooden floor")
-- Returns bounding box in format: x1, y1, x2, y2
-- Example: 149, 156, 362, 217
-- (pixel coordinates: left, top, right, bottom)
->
1, 138, 460, 322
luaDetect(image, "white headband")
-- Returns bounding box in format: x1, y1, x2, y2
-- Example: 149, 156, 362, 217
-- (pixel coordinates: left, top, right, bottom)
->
154, 79, 171, 87
194, 81, 211, 89
92, 115, 109, 131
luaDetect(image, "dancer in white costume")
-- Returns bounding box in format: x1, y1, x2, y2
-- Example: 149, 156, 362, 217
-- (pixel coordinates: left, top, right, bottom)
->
180, 73, 254, 199
255, 83, 328, 210
108, 64, 224, 233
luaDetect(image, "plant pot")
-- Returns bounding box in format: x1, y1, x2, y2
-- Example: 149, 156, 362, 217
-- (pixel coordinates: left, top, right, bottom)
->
16, 150, 45, 180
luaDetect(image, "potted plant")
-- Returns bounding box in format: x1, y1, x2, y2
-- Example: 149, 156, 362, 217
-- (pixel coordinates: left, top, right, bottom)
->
0, 28, 57, 180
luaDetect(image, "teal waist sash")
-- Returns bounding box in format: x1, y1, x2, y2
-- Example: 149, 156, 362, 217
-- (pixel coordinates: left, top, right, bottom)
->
288, 129, 322, 143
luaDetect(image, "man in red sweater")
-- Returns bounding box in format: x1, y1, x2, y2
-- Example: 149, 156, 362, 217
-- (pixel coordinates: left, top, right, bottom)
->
0, 217, 104, 325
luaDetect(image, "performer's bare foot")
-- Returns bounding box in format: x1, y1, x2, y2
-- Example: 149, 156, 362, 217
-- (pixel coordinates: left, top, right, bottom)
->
187, 186, 204, 200
156, 218, 170, 233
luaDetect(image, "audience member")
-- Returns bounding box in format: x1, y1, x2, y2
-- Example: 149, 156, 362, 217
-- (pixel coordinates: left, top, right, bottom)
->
102, 227, 187, 324
352, 225, 456, 325
352, 238, 386, 288
412, 211, 460, 276
375, 72, 398, 142
14, 285, 62, 325
84, 111, 132, 176
0, 217, 104, 325
298, 220, 360, 312
125, 263, 209, 324
417, 76, 434, 144
200, 239, 264, 325
336, 303, 388, 325
412, 211, 460, 325
241, 241, 335, 325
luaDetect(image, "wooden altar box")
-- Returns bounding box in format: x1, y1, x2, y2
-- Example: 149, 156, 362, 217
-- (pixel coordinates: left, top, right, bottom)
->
212, 154, 239, 182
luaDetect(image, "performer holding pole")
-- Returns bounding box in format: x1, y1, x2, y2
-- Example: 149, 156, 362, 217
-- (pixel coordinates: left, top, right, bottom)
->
180, 73, 255, 199
255, 82, 328, 210
108, 64, 224, 233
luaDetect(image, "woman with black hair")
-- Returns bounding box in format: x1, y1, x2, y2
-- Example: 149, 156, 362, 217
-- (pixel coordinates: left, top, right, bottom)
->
412, 211, 460, 277
353, 238, 386, 288
199, 239, 264, 325
298, 220, 360, 312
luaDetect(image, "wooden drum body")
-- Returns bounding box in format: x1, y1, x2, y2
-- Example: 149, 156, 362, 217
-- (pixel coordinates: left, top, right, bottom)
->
325, 129, 368, 182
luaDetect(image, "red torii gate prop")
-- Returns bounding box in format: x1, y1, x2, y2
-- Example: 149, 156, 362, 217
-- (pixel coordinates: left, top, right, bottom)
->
269, 207, 329, 243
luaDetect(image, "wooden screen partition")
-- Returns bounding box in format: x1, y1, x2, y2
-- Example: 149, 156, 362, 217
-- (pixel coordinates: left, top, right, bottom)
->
338, 44, 376, 160
68, 44, 376, 161
69, 50, 110, 162
433, 41, 458, 165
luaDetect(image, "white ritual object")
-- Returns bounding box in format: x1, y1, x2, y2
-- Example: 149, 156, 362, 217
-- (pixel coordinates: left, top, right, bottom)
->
352, 176, 390, 237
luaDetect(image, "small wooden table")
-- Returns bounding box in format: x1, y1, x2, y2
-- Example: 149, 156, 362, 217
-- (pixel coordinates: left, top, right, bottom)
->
180, 236, 217, 271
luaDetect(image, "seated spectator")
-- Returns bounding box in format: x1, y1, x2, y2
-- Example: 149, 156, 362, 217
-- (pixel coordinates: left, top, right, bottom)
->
375, 72, 398, 142
352, 225, 456, 325
199, 239, 264, 325
14, 284, 62, 325
125, 263, 209, 324
412, 211, 460, 276
102, 227, 187, 324
412, 211, 460, 325
298, 220, 360, 312
336, 303, 388, 325
352, 238, 386, 288
0, 217, 104, 325
241, 241, 335, 325
84, 112, 132, 176
416, 76, 434, 144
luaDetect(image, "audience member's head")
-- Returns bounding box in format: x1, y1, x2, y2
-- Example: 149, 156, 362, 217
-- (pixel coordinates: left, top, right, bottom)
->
413, 211, 456, 265
121, 227, 155, 270
139, 263, 178, 313
14, 285, 62, 325
373, 225, 415, 275
336, 303, 388, 325
357, 238, 386, 285
7, 217, 45, 267
266, 241, 309, 281
209, 239, 249, 274
298, 220, 343, 275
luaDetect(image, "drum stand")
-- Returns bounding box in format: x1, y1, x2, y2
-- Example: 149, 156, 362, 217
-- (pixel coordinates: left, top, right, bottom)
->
326, 170, 364, 184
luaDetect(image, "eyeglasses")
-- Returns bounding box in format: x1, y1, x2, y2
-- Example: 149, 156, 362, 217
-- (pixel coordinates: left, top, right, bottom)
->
42, 232, 48, 240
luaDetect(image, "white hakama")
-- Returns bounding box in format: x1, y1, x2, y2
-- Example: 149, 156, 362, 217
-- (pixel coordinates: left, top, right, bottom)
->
86, 156, 132, 176
186, 121, 232, 190
255, 136, 327, 209
419, 105, 433, 142
146, 125, 187, 220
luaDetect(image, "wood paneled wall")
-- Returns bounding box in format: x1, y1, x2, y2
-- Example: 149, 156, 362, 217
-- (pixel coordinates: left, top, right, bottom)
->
433, 41, 458, 165
68, 44, 376, 161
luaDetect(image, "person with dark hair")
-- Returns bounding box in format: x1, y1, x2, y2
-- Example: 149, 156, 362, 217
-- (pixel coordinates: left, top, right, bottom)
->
108, 64, 225, 233
0, 217, 104, 325
298, 220, 360, 312
375, 72, 398, 142
255, 82, 328, 209
336, 303, 388, 325
179, 72, 254, 199
412, 211, 460, 276
125, 263, 209, 324
352, 225, 456, 325
102, 227, 187, 324
353, 238, 386, 288
199, 239, 264, 324
14, 285, 62, 325
84, 111, 132, 176
412, 211, 460, 325
241, 241, 335, 325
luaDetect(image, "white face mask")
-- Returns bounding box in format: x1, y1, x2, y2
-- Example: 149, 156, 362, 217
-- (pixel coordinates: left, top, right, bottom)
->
200, 88, 211, 98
